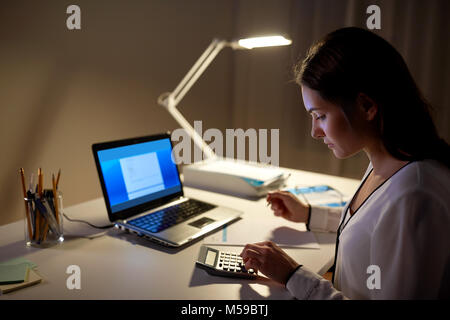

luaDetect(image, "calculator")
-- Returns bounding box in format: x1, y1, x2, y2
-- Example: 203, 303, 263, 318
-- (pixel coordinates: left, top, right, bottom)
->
196, 246, 257, 279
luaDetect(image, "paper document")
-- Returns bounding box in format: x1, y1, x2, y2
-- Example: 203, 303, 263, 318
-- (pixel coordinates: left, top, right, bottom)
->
286, 185, 350, 208
203, 216, 320, 249
119, 152, 164, 200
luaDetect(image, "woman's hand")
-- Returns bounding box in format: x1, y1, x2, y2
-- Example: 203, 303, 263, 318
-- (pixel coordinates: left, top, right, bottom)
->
240, 241, 300, 285
267, 190, 309, 223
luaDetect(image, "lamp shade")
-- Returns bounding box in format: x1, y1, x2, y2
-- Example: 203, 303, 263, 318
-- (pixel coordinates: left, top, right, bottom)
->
236, 35, 292, 49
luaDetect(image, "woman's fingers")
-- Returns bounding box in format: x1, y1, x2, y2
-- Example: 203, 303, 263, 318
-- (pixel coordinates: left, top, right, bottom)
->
240, 241, 276, 268
240, 245, 263, 271
268, 191, 294, 202
241, 248, 260, 260
270, 199, 285, 216
244, 258, 260, 271
241, 243, 263, 269
240, 241, 299, 284
267, 191, 298, 211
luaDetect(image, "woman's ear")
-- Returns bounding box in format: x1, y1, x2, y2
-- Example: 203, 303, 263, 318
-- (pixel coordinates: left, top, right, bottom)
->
357, 93, 378, 121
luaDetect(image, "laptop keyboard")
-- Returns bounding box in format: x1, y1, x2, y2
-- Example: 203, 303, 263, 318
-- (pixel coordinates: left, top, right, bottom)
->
128, 199, 216, 233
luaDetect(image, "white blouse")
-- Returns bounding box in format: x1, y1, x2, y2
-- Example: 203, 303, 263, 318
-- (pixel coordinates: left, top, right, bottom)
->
286, 159, 450, 299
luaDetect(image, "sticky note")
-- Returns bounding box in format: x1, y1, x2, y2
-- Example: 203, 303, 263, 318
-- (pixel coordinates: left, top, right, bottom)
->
0, 263, 29, 285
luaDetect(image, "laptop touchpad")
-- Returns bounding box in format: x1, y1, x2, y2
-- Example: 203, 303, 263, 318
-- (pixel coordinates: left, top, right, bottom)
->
189, 217, 216, 229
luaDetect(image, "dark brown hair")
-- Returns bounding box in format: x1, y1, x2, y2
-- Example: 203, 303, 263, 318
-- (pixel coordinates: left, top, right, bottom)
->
295, 27, 449, 168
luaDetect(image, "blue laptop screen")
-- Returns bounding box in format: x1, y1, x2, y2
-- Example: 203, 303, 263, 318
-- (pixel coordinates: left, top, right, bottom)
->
97, 138, 181, 214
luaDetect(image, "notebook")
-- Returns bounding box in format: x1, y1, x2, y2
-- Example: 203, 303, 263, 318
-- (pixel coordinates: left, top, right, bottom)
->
92, 133, 242, 248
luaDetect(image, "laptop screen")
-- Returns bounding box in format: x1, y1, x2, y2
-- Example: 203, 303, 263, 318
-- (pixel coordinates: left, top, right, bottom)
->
96, 137, 182, 214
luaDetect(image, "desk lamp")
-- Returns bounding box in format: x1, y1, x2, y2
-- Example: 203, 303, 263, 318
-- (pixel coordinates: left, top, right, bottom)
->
157, 35, 292, 197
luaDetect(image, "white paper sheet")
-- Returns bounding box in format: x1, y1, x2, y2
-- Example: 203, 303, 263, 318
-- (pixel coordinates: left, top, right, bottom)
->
285, 185, 350, 208
203, 216, 320, 249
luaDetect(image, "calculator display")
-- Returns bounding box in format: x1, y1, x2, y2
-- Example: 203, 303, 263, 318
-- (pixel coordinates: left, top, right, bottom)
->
205, 249, 217, 266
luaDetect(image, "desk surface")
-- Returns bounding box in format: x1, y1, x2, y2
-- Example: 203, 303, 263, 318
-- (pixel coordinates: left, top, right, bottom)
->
0, 167, 360, 299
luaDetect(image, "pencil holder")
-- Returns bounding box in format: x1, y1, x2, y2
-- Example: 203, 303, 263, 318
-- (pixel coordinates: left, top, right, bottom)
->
24, 191, 64, 247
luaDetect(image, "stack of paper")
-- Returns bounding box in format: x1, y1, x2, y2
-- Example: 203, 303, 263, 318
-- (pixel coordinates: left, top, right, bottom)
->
183, 158, 288, 197
195, 158, 284, 181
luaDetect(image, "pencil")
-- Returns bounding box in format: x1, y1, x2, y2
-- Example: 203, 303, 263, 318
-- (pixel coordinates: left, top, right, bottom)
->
38, 168, 43, 197
56, 169, 61, 189
20, 168, 33, 241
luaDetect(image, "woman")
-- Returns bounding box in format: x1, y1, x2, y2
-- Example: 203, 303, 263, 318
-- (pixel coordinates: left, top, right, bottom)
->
240, 27, 450, 299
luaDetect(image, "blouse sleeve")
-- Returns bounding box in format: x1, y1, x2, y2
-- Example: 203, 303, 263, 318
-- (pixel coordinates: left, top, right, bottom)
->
286, 266, 348, 300
286, 205, 348, 299
308, 205, 343, 233
369, 188, 450, 299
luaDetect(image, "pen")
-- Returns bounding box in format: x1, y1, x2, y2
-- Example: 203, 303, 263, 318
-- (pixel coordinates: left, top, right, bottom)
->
28, 173, 34, 193
38, 197, 60, 238
42, 219, 50, 241
52, 173, 60, 224
35, 168, 43, 241
39, 168, 51, 241
20, 168, 33, 241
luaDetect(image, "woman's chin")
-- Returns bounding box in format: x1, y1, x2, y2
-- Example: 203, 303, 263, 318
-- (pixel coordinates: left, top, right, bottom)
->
332, 149, 350, 159
332, 148, 360, 159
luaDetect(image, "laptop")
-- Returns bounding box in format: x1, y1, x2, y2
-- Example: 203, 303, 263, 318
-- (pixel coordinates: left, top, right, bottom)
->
92, 133, 242, 248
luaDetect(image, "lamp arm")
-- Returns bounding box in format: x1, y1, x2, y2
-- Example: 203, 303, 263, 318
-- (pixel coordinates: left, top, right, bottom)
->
172, 39, 228, 106
166, 97, 217, 160
158, 39, 230, 160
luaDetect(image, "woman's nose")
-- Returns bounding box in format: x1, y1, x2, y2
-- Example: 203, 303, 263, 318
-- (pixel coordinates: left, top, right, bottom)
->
311, 121, 324, 139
